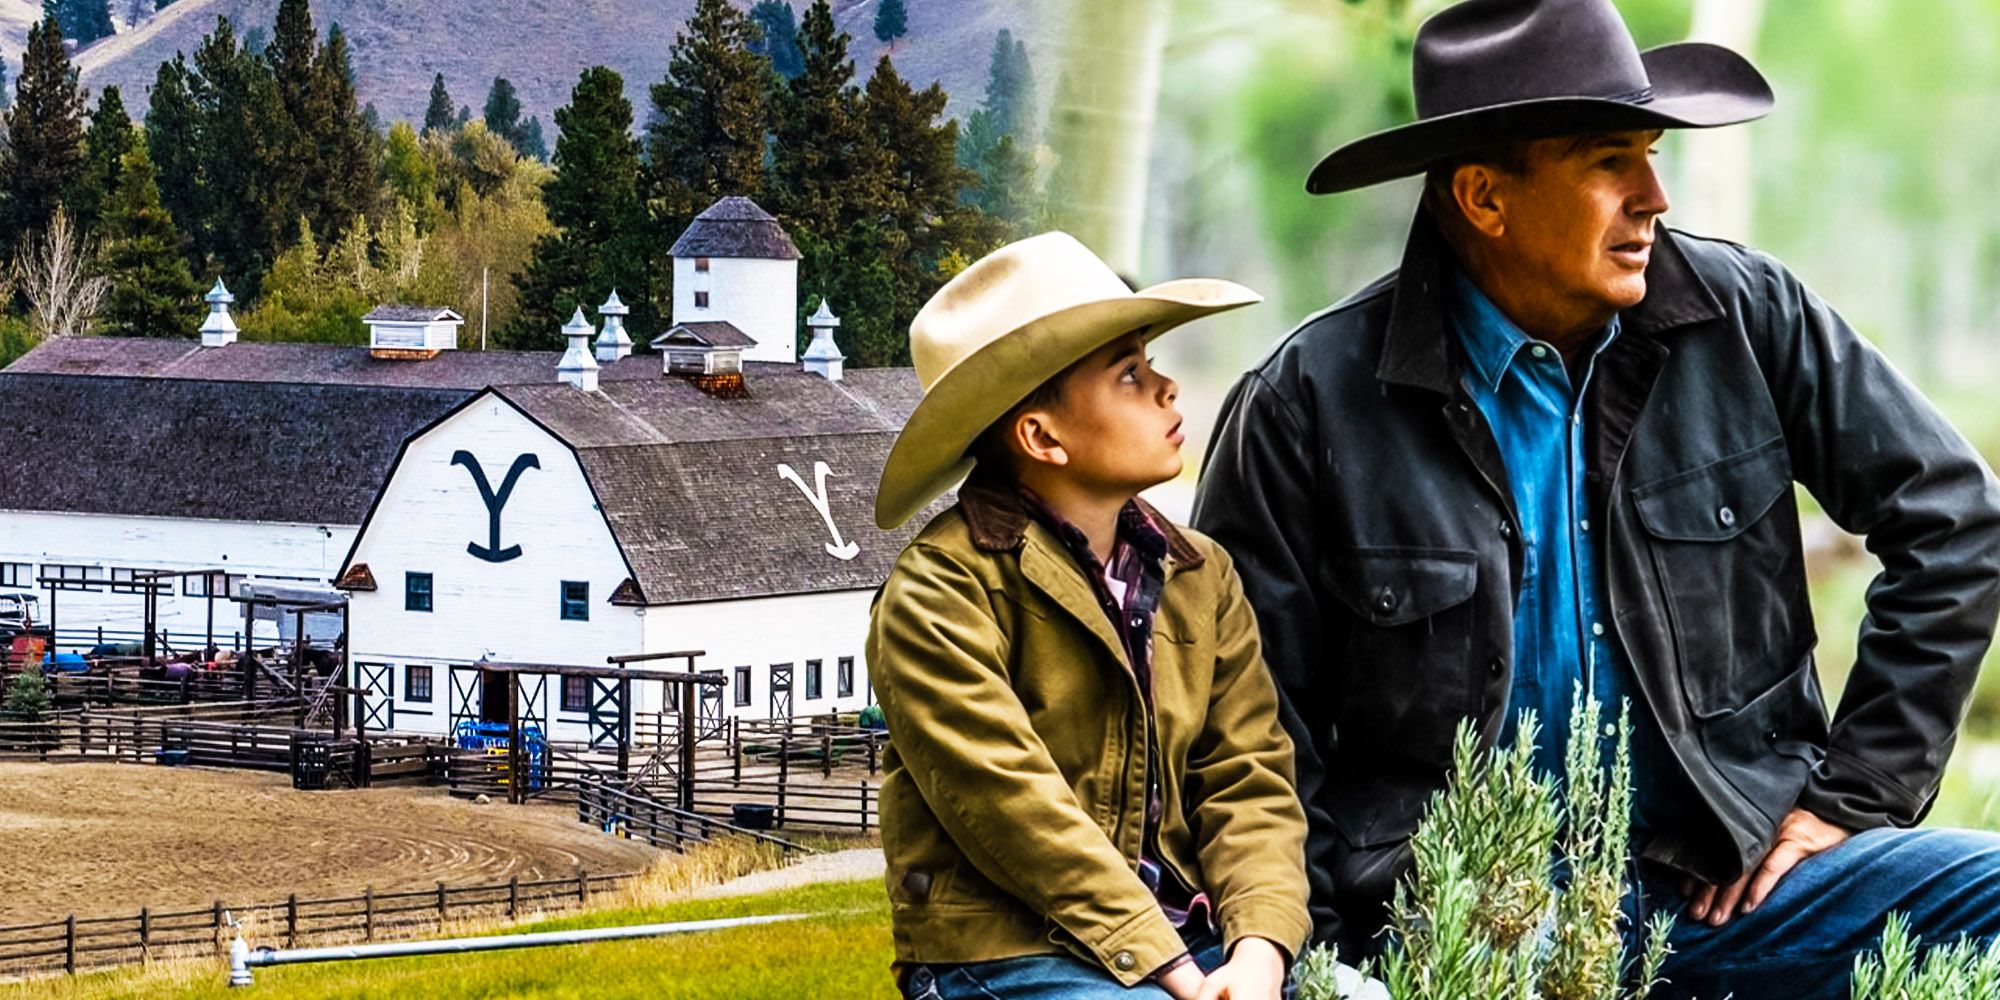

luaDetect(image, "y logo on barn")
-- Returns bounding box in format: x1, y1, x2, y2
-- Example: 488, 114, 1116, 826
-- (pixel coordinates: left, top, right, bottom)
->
779, 461, 860, 561
452, 451, 540, 563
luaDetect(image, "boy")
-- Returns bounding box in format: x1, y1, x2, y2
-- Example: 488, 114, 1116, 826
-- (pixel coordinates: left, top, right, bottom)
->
868, 232, 1312, 999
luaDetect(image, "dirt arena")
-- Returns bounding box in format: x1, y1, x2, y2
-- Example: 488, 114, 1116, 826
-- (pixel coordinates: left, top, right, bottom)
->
0, 763, 658, 924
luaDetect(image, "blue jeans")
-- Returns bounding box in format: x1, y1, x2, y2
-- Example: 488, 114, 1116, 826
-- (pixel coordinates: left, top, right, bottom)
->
1631, 827, 2000, 999
900, 925, 1230, 999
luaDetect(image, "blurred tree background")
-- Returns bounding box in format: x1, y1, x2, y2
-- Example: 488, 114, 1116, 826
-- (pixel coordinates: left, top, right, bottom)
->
1045, 0, 2000, 822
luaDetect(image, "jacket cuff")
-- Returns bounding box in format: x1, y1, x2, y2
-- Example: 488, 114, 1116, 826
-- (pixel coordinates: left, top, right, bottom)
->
1219, 892, 1314, 966
1795, 746, 1930, 832
1083, 905, 1187, 988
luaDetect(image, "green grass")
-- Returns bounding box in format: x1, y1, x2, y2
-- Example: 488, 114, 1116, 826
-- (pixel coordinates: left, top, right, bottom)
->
17, 880, 896, 1000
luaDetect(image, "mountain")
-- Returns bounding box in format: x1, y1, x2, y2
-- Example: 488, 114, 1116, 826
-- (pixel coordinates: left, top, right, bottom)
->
6, 0, 1056, 133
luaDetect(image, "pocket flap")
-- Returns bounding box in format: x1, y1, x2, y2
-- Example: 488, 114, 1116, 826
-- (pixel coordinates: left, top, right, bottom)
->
1325, 548, 1477, 627
1634, 438, 1791, 542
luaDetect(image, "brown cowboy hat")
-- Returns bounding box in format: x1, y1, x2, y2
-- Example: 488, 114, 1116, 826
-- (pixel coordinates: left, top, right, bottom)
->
874, 232, 1260, 530
1307, 0, 1774, 195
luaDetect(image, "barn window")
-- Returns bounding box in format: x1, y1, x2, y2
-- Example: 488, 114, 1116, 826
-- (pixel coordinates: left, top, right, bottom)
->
42, 564, 102, 591
837, 657, 855, 698
805, 659, 822, 700
733, 665, 751, 707
404, 572, 433, 612
406, 664, 433, 702
0, 563, 29, 587
563, 676, 590, 712
109, 568, 170, 595
182, 572, 241, 597
694, 257, 711, 273
693, 291, 710, 309
560, 581, 590, 621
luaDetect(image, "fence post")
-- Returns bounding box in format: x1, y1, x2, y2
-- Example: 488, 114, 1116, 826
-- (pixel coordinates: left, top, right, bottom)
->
286, 894, 298, 949
364, 887, 375, 941
437, 881, 448, 924
139, 906, 150, 963
868, 731, 879, 775
860, 782, 870, 833
778, 734, 790, 827
731, 716, 742, 783
577, 868, 588, 907
821, 716, 832, 778
64, 914, 75, 975
211, 900, 223, 948
508, 876, 519, 919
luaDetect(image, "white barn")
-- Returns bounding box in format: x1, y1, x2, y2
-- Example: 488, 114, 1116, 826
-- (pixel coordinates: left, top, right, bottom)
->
334, 360, 930, 741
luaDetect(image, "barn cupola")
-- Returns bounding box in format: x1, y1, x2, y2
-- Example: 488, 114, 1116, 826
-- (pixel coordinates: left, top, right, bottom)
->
668, 196, 802, 365
594, 289, 633, 363
801, 300, 844, 381
199, 279, 238, 347
649, 322, 751, 398
364, 305, 464, 359
557, 306, 600, 391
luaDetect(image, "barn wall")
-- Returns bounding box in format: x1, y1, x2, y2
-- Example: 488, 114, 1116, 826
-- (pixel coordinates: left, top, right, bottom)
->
0, 509, 353, 642
642, 588, 878, 725
344, 395, 642, 740
671, 257, 799, 364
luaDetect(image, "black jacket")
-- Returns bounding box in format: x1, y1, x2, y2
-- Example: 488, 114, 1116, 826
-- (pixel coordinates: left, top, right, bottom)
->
1191, 207, 2000, 956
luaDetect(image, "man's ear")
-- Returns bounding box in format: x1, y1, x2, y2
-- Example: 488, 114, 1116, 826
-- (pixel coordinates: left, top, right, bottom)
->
1451, 163, 1508, 239
1011, 410, 1069, 469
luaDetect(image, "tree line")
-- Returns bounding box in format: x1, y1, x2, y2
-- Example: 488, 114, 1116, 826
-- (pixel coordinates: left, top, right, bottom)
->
0, 0, 1046, 369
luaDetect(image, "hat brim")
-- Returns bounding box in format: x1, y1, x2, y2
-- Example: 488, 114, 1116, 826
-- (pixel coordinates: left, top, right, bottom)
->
874, 278, 1260, 530
1307, 42, 1774, 195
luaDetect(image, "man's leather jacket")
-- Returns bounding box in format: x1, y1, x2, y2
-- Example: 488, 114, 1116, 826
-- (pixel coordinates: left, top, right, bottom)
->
1191, 207, 2000, 955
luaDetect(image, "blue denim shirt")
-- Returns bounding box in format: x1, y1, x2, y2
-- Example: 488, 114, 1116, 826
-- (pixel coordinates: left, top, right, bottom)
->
1447, 266, 1684, 832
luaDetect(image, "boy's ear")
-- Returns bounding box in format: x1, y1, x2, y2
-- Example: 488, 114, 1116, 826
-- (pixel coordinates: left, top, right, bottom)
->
1011, 410, 1069, 469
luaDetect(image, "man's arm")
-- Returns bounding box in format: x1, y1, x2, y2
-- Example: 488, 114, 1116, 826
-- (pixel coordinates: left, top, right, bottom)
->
1752, 252, 2000, 831
1191, 368, 1344, 945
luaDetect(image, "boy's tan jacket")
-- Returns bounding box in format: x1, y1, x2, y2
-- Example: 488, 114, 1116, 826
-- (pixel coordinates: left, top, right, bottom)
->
868, 480, 1312, 987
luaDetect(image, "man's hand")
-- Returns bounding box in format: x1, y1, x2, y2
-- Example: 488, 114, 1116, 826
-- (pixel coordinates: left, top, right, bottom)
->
1685, 807, 1850, 926
1194, 936, 1287, 1000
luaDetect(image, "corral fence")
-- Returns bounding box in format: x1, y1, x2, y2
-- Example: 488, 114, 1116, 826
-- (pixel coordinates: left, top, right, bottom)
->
0, 868, 642, 978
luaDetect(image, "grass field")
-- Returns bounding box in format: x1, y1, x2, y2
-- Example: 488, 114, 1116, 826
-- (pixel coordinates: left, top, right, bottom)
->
9, 877, 896, 1000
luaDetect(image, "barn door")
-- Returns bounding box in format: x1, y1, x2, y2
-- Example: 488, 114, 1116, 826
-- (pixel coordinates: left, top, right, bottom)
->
587, 678, 624, 749
448, 666, 482, 731
356, 662, 394, 730
769, 662, 793, 720
698, 670, 724, 739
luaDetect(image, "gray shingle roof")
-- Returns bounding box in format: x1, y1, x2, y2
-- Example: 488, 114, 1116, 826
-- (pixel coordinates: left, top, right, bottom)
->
0, 373, 465, 524
5, 337, 666, 389
652, 322, 757, 349
668, 196, 802, 261
364, 305, 462, 323
493, 370, 940, 604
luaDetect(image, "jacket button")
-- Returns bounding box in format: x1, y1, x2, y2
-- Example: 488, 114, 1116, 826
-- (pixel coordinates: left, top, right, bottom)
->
1499, 520, 1515, 539
1113, 951, 1136, 972
1765, 727, 1781, 743
1375, 588, 1399, 613
1488, 657, 1504, 677
1718, 506, 1737, 527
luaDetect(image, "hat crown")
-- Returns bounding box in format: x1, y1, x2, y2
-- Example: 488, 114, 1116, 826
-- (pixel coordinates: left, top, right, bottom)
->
909, 232, 1133, 392
1413, 0, 1651, 119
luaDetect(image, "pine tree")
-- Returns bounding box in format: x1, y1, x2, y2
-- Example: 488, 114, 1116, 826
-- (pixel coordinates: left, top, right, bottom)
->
71, 84, 132, 232
308, 25, 376, 236
483, 76, 522, 144
189, 16, 291, 294
267, 0, 314, 118
44, 0, 113, 45
95, 137, 200, 338
873, 0, 907, 46
979, 28, 1035, 142
749, 1, 804, 80
145, 53, 203, 274
4, 658, 50, 719
516, 115, 548, 162
0, 55, 10, 111
505, 66, 650, 347
423, 72, 452, 134
647, 0, 769, 281
768, 0, 883, 240
2, 19, 87, 252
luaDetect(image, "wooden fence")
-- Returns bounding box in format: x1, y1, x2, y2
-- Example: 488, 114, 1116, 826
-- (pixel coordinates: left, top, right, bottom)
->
0, 868, 642, 978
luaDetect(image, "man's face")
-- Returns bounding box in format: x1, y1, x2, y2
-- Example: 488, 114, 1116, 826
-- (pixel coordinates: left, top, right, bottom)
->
1035, 331, 1185, 495
1488, 130, 1672, 317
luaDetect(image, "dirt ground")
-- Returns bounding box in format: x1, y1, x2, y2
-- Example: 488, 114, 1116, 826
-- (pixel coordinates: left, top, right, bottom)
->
0, 763, 658, 924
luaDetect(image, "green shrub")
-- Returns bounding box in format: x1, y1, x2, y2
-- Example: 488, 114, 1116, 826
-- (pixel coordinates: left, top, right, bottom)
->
1851, 911, 2000, 999
4, 658, 51, 719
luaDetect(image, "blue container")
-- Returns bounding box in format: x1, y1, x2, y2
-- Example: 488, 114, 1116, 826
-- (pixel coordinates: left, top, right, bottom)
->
154, 748, 190, 767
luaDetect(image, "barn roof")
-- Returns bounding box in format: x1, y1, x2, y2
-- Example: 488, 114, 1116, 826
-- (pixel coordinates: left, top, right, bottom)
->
0, 373, 465, 524
472, 369, 937, 605
668, 197, 802, 261
652, 321, 756, 349
4, 336, 663, 390
364, 305, 463, 323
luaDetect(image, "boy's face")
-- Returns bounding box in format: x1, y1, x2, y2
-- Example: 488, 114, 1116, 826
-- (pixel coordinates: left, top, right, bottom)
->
1023, 330, 1185, 495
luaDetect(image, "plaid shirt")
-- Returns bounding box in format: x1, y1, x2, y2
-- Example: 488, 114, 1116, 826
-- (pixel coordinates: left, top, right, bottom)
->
1018, 487, 1210, 931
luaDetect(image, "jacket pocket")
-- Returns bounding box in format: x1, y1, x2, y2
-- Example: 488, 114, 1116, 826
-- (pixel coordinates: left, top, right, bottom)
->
1699, 651, 1831, 825
1321, 547, 1481, 767
1632, 437, 1814, 717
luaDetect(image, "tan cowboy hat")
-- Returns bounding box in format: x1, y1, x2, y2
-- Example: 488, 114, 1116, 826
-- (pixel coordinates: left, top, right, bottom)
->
874, 231, 1261, 530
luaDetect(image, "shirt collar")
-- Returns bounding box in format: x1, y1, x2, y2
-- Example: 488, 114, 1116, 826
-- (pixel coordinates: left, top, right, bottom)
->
954, 465, 1205, 569
1446, 264, 1624, 392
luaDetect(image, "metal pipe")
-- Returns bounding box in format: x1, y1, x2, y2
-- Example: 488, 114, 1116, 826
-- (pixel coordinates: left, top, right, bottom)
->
228, 912, 809, 987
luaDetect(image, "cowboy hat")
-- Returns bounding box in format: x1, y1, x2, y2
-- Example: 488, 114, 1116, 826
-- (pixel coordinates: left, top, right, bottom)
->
1307, 0, 1774, 195
874, 232, 1260, 530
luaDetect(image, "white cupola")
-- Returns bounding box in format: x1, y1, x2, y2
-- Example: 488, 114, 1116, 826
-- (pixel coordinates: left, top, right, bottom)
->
557, 307, 600, 391
199, 279, 238, 347
801, 300, 844, 381
668, 196, 802, 364
595, 289, 633, 363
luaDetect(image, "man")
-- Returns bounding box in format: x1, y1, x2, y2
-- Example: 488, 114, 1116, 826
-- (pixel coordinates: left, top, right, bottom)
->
1191, 0, 2000, 996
